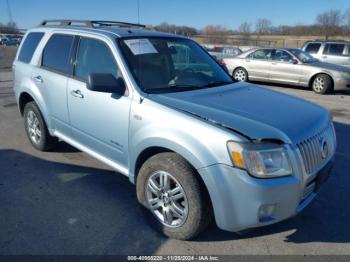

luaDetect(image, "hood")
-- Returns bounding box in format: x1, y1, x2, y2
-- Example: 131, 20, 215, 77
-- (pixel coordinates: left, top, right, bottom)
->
308, 61, 350, 73
148, 83, 330, 144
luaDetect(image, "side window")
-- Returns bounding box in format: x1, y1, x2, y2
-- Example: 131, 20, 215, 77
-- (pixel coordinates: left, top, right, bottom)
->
323, 43, 345, 56
42, 34, 74, 74
249, 49, 272, 60
75, 37, 119, 81
305, 43, 321, 54
18, 32, 44, 63
272, 50, 294, 62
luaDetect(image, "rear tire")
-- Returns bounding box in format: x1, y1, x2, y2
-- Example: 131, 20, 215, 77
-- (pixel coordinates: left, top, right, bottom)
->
136, 152, 213, 240
24, 102, 58, 151
233, 67, 248, 82
312, 74, 333, 94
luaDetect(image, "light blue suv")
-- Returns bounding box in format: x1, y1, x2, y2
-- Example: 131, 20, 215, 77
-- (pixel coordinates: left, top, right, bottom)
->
13, 20, 336, 240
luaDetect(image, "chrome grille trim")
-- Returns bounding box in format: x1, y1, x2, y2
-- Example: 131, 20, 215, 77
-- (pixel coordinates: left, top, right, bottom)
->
297, 123, 335, 174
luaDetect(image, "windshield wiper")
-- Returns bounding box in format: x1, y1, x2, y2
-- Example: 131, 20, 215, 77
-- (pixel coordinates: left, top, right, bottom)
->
197, 80, 233, 88
143, 81, 233, 94
143, 84, 200, 94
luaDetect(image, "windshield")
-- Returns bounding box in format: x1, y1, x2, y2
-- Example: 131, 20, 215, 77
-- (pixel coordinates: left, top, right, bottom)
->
289, 49, 318, 63
119, 37, 233, 93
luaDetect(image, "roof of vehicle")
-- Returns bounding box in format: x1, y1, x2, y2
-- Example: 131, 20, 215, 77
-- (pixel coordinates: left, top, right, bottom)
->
241, 47, 302, 52
31, 20, 184, 39
304, 39, 350, 43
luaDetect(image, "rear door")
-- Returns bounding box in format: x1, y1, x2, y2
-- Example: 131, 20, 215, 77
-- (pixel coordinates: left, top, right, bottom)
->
269, 49, 301, 84
31, 33, 75, 135
245, 49, 273, 80
322, 43, 349, 66
67, 36, 131, 167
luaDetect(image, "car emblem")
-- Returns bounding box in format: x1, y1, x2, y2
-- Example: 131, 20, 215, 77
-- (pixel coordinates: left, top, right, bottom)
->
320, 137, 328, 159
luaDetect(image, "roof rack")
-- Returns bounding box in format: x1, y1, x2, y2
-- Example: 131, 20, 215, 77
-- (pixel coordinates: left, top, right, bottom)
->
40, 20, 147, 29
310, 39, 349, 42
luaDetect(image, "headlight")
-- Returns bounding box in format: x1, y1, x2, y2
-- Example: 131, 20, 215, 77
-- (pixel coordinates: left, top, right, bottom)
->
227, 141, 292, 178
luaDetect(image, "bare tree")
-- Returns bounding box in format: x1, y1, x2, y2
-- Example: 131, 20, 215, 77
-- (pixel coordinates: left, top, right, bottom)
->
344, 9, 350, 26
155, 22, 198, 36
202, 25, 229, 35
255, 18, 272, 34
0, 22, 18, 34
238, 22, 251, 35
316, 9, 343, 39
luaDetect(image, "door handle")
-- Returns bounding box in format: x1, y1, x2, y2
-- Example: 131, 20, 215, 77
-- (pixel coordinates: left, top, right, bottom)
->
322, 56, 328, 59
33, 75, 43, 83
70, 89, 84, 99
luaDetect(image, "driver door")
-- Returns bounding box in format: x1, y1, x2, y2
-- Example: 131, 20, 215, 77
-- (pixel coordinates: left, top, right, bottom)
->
67, 36, 131, 167
269, 49, 301, 84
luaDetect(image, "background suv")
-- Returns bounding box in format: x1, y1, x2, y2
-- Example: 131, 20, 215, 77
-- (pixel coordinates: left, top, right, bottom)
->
302, 40, 350, 67
14, 20, 336, 240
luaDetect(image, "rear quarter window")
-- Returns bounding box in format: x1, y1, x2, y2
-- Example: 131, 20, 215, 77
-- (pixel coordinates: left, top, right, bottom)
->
305, 43, 321, 54
323, 43, 345, 56
17, 32, 44, 63
42, 34, 75, 74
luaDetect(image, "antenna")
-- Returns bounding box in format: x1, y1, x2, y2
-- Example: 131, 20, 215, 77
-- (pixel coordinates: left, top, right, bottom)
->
137, 0, 140, 24
6, 0, 13, 24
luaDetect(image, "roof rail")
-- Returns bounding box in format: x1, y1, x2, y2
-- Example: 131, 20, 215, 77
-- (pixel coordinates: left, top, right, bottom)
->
310, 39, 349, 42
40, 20, 147, 29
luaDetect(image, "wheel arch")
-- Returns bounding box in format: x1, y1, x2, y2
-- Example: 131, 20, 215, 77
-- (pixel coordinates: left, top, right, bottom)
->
308, 72, 334, 90
18, 90, 52, 131
232, 66, 249, 80
19, 92, 34, 115
133, 145, 214, 221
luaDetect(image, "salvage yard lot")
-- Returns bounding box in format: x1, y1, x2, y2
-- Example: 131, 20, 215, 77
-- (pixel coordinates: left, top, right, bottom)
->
1, 46, 350, 255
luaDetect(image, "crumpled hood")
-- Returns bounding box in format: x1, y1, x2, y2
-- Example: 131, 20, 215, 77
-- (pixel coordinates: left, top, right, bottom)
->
309, 61, 350, 73
148, 83, 330, 144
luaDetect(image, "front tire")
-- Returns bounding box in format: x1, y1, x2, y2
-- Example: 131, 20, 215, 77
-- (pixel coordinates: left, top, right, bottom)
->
136, 152, 212, 240
24, 102, 58, 151
233, 67, 248, 82
312, 74, 333, 94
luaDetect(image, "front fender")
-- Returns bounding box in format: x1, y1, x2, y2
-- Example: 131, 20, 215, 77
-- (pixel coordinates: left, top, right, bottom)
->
128, 99, 245, 183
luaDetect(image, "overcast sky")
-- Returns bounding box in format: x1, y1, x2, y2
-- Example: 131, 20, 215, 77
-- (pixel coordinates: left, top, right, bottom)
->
1, 0, 349, 29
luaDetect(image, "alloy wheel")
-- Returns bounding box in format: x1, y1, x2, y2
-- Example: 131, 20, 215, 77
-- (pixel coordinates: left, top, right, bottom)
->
234, 69, 247, 81
146, 171, 188, 228
313, 77, 325, 93
26, 110, 41, 144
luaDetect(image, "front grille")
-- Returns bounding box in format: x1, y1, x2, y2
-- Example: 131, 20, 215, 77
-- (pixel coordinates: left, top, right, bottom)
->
297, 123, 335, 174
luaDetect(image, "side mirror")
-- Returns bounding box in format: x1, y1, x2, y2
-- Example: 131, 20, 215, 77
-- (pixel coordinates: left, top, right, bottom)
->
87, 73, 127, 96
291, 59, 298, 64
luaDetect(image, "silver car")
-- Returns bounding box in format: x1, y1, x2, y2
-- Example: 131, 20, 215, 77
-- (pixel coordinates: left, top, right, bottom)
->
224, 47, 350, 94
302, 40, 350, 67
14, 20, 336, 240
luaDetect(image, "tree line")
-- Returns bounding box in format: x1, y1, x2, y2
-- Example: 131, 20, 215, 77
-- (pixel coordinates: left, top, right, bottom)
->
0, 22, 19, 34
156, 9, 350, 39
2, 9, 350, 39
236, 9, 350, 39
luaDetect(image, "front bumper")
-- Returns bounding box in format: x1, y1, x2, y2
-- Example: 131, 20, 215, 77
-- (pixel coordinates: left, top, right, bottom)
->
198, 159, 333, 232
334, 77, 350, 90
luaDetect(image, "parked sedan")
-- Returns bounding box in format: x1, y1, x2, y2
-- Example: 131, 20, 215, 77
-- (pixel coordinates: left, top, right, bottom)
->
224, 47, 350, 94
